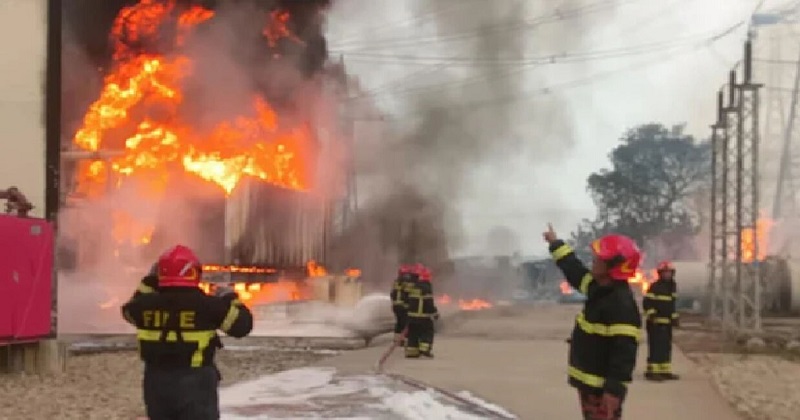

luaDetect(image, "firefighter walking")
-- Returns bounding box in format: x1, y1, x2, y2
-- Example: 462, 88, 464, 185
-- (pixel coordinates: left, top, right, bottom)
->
390, 264, 415, 344
544, 224, 642, 420
121, 245, 254, 420
643, 261, 680, 381
404, 264, 439, 358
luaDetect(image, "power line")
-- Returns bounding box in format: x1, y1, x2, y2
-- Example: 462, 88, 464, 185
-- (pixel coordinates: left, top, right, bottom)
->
332, 0, 644, 52
338, 32, 726, 67
346, 27, 738, 102
333, 0, 485, 46
346, 20, 746, 120
342, 0, 693, 102
338, 0, 628, 101
755, 58, 800, 65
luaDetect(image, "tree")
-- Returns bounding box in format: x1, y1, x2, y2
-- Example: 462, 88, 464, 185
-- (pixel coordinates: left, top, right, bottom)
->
583, 123, 710, 245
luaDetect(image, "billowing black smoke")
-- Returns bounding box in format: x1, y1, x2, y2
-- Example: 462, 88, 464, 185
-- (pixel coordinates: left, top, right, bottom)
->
62, 0, 332, 115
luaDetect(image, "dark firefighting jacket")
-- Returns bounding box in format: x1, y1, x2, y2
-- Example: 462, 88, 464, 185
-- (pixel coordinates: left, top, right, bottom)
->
550, 240, 642, 398
390, 273, 414, 308
121, 286, 253, 369
643, 278, 678, 326
404, 280, 438, 319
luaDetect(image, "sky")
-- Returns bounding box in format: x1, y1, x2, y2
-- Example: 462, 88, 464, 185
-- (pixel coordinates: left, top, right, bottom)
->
325, 0, 796, 257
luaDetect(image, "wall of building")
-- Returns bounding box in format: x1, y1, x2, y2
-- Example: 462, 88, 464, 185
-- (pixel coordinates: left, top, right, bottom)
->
0, 0, 48, 217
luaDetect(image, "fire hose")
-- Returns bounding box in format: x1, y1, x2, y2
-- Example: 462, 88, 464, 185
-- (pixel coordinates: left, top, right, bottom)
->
374, 326, 407, 373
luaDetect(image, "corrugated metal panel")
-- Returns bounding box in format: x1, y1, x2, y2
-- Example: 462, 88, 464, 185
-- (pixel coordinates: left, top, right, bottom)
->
225, 179, 329, 267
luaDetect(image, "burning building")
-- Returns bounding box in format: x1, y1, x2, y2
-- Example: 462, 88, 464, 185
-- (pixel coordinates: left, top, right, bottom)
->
59, 0, 351, 285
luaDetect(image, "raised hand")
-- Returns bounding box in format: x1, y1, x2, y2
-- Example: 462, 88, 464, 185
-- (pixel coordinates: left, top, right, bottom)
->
543, 223, 558, 243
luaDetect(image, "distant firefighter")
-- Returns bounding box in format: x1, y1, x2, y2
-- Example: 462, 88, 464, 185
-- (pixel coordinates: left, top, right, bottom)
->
121, 245, 253, 420
390, 264, 416, 344
403, 264, 439, 358
643, 261, 680, 381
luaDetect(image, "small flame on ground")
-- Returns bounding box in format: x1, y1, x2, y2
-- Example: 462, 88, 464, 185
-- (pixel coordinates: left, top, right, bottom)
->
307, 260, 327, 277
436, 294, 492, 311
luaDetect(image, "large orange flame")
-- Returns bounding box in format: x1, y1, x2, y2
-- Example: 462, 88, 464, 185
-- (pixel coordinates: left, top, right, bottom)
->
741, 217, 773, 262
73, 0, 312, 197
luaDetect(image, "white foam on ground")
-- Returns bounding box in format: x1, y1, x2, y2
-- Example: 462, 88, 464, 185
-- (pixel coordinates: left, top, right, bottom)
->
249, 321, 360, 338
457, 391, 517, 418
219, 367, 508, 419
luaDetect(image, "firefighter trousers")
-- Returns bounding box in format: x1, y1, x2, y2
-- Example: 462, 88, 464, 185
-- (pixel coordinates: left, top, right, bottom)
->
405, 317, 434, 357
646, 322, 673, 374
391, 305, 408, 334
143, 365, 220, 420
578, 389, 625, 420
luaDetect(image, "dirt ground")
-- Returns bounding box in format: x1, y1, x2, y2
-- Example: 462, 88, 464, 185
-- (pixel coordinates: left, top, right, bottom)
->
674, 315, 800, 420
0, 345, 338, 420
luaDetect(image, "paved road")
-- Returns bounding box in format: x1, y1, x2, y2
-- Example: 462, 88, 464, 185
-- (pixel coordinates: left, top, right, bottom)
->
321, 303, 742, 419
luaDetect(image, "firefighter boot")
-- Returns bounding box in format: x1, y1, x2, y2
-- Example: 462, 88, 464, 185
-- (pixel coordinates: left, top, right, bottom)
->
405, 347, 420, 358
644, 371, 664, 382
418, 338, 434, 358
660, 373, 680, 380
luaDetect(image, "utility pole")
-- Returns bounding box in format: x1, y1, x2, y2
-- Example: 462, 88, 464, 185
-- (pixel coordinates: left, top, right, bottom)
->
772, 52, 800, 221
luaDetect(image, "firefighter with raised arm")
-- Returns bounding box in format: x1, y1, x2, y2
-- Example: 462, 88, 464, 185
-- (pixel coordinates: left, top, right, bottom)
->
643, 260, 680, 381
121, 245, 254, 420
544, 224, 642, 420
404, 264, 439, 358
390, 264, 415, 344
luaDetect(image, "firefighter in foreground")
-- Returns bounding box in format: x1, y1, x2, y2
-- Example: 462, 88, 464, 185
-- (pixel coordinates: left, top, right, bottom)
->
544, 224, 642, 420
643, 260, 680, 381
404, 264, 439, 358
390, 264, 415, 344
121, 245, 254, 420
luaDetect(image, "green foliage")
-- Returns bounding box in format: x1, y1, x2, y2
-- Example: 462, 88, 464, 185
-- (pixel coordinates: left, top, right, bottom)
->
576, 123, 710, 245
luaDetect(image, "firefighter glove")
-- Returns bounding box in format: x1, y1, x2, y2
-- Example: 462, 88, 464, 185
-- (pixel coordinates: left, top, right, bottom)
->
214, 286, 238, 301
431, 312, 440, 321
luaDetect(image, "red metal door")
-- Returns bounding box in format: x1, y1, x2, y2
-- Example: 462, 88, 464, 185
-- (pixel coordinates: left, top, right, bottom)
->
0, 215, 53, 342
0, 228, 12, 340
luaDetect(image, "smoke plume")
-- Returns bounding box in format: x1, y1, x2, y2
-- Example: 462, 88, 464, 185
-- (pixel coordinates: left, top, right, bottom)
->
333, 0, 621, 292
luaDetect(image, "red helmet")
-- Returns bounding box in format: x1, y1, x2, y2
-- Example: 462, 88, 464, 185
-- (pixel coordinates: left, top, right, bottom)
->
398, 264, 413, 275
591, 234, 641, 280
157, 245, 202, 287
419, 267, 432, 282
657, 260, 675, 271
412, 263, 426, 275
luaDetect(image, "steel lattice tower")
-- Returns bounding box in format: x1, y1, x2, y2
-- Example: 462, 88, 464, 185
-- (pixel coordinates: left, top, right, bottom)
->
708, 40, 764, 333
708, 92, 727, 325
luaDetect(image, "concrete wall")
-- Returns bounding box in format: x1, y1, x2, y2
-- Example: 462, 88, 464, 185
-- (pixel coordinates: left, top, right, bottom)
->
0, 0, 47, 217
